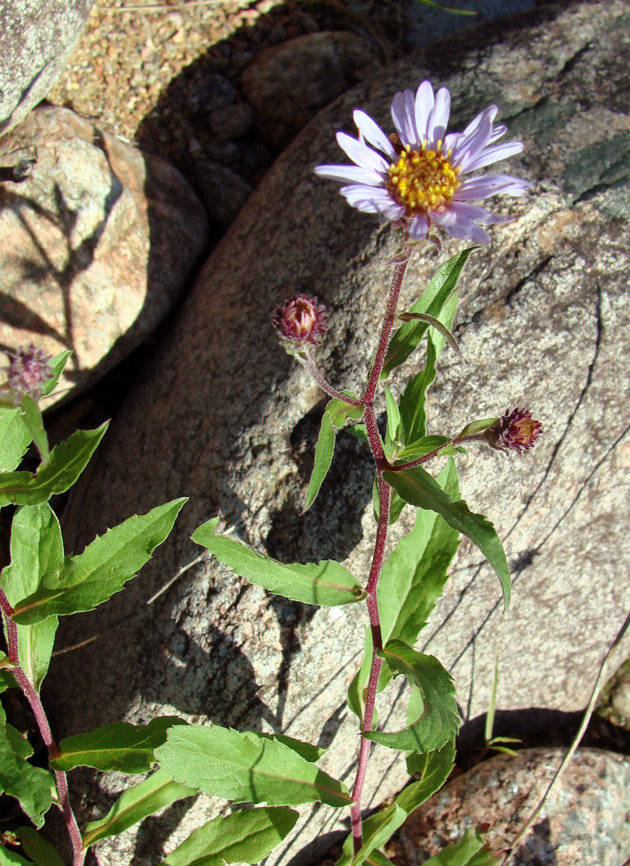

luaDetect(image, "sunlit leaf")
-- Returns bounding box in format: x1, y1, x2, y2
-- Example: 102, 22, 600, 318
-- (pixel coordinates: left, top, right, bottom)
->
155, 725, 352, 808
0, 405, 32, 473
383, 463, 511, 609
419, 827, 500, 865
0, 706, 54, 827
192, 518, 364, 607
161, 806, 299, 866
12, 499, 187, 623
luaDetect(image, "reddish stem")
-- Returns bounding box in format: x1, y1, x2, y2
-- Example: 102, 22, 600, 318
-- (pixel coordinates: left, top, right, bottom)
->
0, 591, 85, 865
300, 354, 364, 406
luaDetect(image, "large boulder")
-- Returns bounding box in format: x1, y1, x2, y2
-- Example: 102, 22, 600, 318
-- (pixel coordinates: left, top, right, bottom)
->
0, 106, 209, 406
0, 0, 94, 135
49, 1, 630, 863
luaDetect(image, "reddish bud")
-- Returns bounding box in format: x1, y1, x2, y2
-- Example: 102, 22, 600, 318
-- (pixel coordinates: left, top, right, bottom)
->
484, 408, 542, 455
272, 295, 328, 349
6, 344, 53, 402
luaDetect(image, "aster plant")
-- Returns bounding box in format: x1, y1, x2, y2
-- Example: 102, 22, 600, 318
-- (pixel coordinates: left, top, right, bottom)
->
0, 81, 541, 866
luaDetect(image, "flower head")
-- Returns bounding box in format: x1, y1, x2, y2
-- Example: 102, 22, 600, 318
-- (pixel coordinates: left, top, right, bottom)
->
315, 80, 530, 243
484, 408, 542, 455
6, 344, 53, 402
272, 296, 328, 350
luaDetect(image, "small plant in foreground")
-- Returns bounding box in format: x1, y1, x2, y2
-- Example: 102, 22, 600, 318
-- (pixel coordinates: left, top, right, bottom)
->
0, 78, 542, 866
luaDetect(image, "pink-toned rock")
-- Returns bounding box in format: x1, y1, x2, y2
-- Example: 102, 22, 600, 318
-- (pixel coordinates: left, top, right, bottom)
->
391, 748, 630, 865
0, 106, 208, 406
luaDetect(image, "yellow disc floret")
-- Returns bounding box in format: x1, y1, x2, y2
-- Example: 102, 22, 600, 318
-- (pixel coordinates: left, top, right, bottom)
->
387, 140, 461, 214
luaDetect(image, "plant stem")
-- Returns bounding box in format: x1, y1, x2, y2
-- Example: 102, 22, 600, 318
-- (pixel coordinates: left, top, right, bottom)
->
350, 247, 411, 852
299, 354, 364, 406
0, 590, 85, 866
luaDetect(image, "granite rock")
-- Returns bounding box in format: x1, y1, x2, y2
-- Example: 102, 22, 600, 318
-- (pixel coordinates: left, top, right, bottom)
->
0, 0, 94, 136
391, 748, 630, 866
0, 106, 209, 406
49, 1, 630, 864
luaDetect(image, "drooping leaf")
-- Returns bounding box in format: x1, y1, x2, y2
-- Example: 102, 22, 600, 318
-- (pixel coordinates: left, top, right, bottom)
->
82, 768, 197, 848
51, 717, 187, 774
378, 460, 460, 650
0, 709, 54, 827
192, 518, 364, 607
12, 498, 188, 624
419, 827, 500, 865
155, 725, 352, 808
396, 312, 463, 359
13, 828, 65, 866
383, 463, 511, 609
382, 248, 473, 378
336, 741, 455, 866
303, 397, 364, 512
364, 642, 459, 752
0, 406, 32, 473
1, 504, 62, 691
0, 423, 109, 507
161, 806, 299, 866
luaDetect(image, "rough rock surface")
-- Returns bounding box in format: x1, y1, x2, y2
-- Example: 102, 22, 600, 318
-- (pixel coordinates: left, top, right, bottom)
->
0, 0, 94, 136
0, 106, 208, 406
241, 31, 382, 149
49, 2, 630, 864
391, 748, 630, 865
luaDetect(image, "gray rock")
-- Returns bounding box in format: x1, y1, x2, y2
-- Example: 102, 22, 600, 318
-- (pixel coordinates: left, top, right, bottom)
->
0, 0, 94, 136
50, 1, 630, 864
0, 106, 209, 406
392, 748, 630, 865
208, 102, 256, 140
241, 31, 382, 149
194, 160, 253, 231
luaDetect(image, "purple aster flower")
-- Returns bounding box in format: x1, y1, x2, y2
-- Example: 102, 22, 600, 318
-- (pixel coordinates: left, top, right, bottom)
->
314, 80, 530, 244
6, 344, 53, 402
272, 295, 328, 350
484, 408, 542, 455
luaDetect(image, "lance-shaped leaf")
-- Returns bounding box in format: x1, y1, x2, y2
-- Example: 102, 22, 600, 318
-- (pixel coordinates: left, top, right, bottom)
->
0, 423, 108, 507
382, 248, 473, 379
336, 741, 455, 866
161, 806, 299, 866
457, 418, 498, 439
192, 518, 364, 607
303, 396, 364, 512
82, 768, 197, 848
0, 848, 32, 865
397, 312, 463, 360
18, 398, 48, 465
0, 706, 54, 828
363, 642, 459, 752
383, 464, 511, 609
155, 725, 352, 808
0, 406, 32, 473
420, 827, 500, 866
1, 505, 62, 692
13, 827, 65, 866
51, 717, 187, 774
40, 351, 71, 399
12, 498, 187, 624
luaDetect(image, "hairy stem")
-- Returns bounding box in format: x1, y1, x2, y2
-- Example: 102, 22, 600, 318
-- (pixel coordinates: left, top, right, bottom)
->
0, 590, 85, 865
299, 353, 364, 406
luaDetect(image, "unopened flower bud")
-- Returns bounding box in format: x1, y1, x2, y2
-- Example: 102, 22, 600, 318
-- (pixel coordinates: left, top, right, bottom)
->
484, 408, 542, 455
272, 295, 328, 350
6, 344, 53, 402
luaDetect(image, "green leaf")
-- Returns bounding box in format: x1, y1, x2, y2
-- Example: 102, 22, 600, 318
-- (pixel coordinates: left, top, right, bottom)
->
396, 312, 463, 359
155, 725, 352, 808
12, 498, 187, 624
382, 249, 473, 378
1, 505, 62, 691
40, 351, 71, 399
383, 387, 401, 460
0, 406, 32, 473
383, 464, 511, 609
363, 641, 459, 752
404, 738, 455, 789
161, 806, 299, 866
0, 652, 17, 693
457, 418, 497, 439
347, 626, 373, 721
0, 713, 54, 827
420, 827, 500, 866
257, 733, 325, 763
18, 398, 48, 465
303, 397, 364, 512
52, 717, 187, 774
0, 423, 109, 507
0, 848, 32, 865
397, 336, 438, 446
379, 460, 460, 649
337, 741, 455, 866
13, 828, 64, 866
82, 768, 196, 848
365, 852, 394, 866
192, 518, 364, 607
